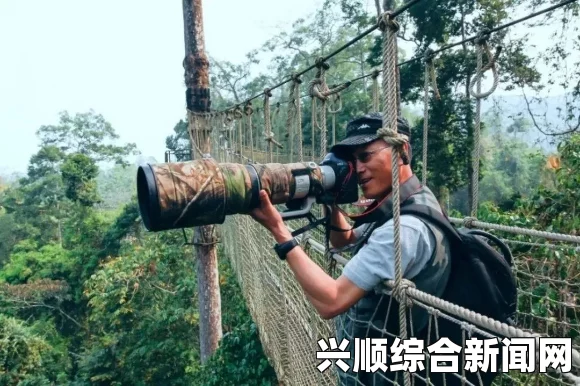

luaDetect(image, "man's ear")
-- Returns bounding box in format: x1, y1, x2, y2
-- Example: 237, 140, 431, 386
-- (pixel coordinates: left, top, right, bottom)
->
401, 143, 410, 165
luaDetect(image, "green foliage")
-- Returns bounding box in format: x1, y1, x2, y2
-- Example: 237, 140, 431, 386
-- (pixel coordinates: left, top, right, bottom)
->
519, 133, 580, 233
188, 253, 277, 385
77, 231, 199, 386
61, 154, 101, 207
0, 314, 53, 386
0, 243, 73, 285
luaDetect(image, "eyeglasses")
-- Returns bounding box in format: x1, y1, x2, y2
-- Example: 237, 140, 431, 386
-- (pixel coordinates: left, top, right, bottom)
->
353, 146, 390, 163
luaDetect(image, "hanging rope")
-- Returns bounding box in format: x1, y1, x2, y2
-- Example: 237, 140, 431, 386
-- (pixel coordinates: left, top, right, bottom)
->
309, 59, 351, 159
327, 94, 342, 146
286, 75, 303, 162
244, 102, 254, 163
233, 106, 244, 161
378, 10, 411, 386
469, 30, 502, 217
421, 49, 441, 186
263, 88, 283, 163
371, 69, 381, 112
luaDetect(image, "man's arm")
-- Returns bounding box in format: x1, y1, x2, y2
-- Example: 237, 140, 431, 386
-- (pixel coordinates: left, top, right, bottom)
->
271, 223, 367, 319
327, 205, 357, 249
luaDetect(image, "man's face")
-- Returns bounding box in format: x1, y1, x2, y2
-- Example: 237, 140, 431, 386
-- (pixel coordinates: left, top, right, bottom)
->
351, 139, 394, 200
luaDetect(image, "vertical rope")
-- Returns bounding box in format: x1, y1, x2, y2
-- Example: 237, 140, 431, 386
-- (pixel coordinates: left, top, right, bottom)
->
371, 69, 380, 112
309, 59, 331, 161
264, 88, 273, 163
379, 11, 411, 386
286, 76, 303, 163
423, 55, 430, 186
234, 106, 244, 162
328, 95, 342, 147
469, 31, 501, 217
471, 42, 483, 217
244, 102, 254, 162
422, 50, 440, 186
286, 83, 296, 163
295, 81, 303, 162
310, 98, 316, 160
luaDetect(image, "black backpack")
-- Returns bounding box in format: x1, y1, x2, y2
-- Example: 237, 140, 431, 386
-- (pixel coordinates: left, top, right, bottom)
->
399, 203, 518, 327
399, 203, 517, 385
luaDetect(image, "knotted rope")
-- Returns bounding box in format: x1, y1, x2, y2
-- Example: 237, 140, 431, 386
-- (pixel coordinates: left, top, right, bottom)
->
470, 31, 502, 217
309, 59, 351, 159
263, 88, 283, 163
371, 69, 381, 112
327, 94, 342, 146
379, 10, 411, 386
244, 102, 254, 163
233, 105, 244, 161
422, 49, 441, 185
286, 75, 303, 162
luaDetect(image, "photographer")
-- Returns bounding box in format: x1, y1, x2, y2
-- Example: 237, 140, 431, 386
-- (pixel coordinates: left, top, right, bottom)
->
249, 112, 453, 384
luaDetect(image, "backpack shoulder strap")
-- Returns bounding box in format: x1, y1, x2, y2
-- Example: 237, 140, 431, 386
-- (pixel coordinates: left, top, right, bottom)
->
399, 203, 462, 245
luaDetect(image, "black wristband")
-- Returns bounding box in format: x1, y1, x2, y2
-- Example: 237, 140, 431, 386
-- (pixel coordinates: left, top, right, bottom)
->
274, 238, 298, 260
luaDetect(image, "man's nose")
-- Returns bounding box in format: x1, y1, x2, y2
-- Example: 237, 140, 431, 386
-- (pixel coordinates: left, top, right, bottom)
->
355, 160, 365, 174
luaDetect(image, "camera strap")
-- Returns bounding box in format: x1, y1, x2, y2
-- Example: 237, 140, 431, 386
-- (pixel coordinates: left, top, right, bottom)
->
289, 211, 329, 239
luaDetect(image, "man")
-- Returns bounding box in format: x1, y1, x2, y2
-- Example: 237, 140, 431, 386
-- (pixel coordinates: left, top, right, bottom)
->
249, 112, 452, 385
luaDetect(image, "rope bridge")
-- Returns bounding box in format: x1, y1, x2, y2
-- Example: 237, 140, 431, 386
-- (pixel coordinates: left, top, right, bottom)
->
182, 1, 580, 384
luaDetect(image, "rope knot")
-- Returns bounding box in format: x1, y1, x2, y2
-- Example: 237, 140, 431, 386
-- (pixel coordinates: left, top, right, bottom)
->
423, 48, 436, 64
463, 216, 477, 228
371, 69, 381, 79
244, 102, 253, 116
264, 88, 273, 98
263, 130, 283, 149
233, 105, 243, 119
469, 31, 502, 99
475, 29, 491, 45
315, 57, 330, 70
291, 73, 303, 84
379, 11, 399, 32
393, 278, 415, 307
376, 127, 409, 147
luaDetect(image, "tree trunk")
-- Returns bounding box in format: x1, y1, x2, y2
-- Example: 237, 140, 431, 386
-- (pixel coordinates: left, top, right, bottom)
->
182, 0, 223, 364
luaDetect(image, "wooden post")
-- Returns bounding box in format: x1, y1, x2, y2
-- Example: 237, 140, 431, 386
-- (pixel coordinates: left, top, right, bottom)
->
182, 0, 223, 364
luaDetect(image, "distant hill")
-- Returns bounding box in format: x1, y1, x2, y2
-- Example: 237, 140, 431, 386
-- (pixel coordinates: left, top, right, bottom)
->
481, 93, 575, 153
407, 93, 575, 154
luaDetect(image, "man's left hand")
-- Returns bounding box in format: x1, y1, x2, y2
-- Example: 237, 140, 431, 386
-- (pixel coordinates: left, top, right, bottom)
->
249, 190, 285, 235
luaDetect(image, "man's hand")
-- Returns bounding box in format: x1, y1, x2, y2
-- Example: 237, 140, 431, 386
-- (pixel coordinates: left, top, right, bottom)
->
248, 190, 367, 320
249, 190, 291, 242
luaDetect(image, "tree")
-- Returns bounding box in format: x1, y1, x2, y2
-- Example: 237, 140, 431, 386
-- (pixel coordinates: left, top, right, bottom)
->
35, 110, 139, 167
364, 0, 543, 212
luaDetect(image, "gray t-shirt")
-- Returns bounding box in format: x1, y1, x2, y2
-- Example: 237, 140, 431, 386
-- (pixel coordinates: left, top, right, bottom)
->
335, 186, 452, 386
342, 214, 437, 291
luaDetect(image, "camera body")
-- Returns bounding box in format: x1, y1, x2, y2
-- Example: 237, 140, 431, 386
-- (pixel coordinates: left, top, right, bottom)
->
276, 152, 359, 220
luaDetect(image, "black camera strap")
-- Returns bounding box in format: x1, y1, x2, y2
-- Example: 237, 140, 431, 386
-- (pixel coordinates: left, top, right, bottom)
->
289, 212, 328, 239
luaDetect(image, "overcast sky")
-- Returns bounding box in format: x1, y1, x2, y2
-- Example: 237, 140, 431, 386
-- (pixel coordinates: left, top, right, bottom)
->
0, 1, 576, 176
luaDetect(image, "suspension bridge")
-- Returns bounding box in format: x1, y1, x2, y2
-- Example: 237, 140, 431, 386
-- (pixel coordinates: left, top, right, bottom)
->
176, 0, 580, 384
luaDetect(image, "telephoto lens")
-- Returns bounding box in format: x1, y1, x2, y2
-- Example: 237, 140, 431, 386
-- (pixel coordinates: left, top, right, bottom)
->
136, 158, 330, 231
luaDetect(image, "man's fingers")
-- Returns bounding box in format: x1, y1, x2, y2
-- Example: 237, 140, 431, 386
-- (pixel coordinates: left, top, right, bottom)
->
259, 190, 270, 206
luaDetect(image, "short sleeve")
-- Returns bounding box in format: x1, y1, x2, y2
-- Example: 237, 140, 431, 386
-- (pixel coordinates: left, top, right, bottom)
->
341, 215, 436, 291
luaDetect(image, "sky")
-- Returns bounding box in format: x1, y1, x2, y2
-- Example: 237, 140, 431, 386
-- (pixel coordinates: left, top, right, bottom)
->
0, 0, 326, 176
0, 0, 577, 177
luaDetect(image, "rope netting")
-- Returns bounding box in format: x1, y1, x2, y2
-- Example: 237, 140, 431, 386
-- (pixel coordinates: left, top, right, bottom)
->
183, 1, 580, 384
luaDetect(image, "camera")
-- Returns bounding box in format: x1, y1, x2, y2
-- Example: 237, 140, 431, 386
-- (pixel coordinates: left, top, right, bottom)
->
136, 153, 358, 232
